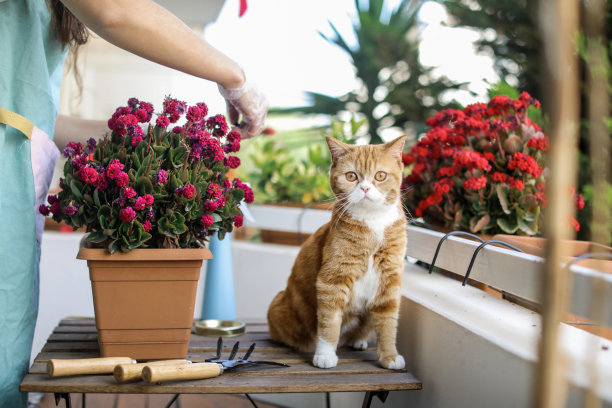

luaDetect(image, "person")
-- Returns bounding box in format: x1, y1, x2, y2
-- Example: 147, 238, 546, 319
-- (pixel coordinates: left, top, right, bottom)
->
0, 1, 268, 406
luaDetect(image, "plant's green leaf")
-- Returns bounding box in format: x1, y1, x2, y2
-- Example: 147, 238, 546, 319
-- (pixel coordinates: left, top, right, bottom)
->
170, 174, 180, 191
469, 214, 490, 233
170, 146, 188, 168
86, 230, 108, 243
93, 188, 101, 207
108, 239, 120, 254
136, 155, 152, 178
185, 200, 194, 212
172, 222, 187, 235
496, 184, 512, 214
179, 169, 189, 183
97, 205, 112, 229
131, 152, 141, 169
70, 179, 83, 200
212, 213, 222, 223
497, 217, 519, 234
518, 218, 536, 236
230, 188, 245, 202
135, 176, 154, 195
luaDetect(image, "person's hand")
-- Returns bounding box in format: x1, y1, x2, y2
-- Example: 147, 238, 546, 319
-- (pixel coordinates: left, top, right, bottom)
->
218, 81, 268, 139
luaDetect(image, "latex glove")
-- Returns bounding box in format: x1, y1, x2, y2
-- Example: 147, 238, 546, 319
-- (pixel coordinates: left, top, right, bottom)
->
218, 81, 268, 139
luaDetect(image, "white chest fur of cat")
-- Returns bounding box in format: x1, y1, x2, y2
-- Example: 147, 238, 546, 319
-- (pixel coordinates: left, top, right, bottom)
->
347, 192, 401, 311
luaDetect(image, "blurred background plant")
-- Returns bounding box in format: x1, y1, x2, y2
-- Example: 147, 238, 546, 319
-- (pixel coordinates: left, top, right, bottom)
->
236, 116, 365, 205
274, 0, 468, 145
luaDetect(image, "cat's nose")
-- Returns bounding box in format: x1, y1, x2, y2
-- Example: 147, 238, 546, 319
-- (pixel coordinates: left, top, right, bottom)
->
361, 186, 370, 193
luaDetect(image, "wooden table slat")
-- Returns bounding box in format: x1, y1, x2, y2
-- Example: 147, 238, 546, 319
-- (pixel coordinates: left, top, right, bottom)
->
24, 317, 421, 396
21, 372, 420, 394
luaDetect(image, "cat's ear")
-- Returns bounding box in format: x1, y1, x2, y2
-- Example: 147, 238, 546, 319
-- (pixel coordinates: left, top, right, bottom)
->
384, 135, 408, 161
325, 136, 351, 163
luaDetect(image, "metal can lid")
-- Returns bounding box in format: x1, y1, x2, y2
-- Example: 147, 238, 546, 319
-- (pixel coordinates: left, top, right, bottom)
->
194, 319, 246, 337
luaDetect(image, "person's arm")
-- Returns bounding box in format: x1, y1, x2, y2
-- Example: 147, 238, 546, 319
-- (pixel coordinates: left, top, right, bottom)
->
60, 0, 244, 89
54, 114, 108, 151
60, 0, 268, 138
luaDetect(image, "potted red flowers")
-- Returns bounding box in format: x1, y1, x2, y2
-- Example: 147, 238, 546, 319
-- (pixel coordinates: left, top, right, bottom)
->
40, 96, 254, 359
403, 92, 584, 236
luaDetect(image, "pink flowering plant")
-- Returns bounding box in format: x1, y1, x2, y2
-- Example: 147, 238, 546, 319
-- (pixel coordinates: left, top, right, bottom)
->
41, 96, 253, 253
402, 92, 585, 236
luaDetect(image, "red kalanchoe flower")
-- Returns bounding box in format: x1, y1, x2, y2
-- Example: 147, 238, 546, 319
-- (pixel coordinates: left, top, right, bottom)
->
570, 216, 581, 232
115, 171, 129, 187
120, 207, 136, 223
143, 194, 154, 206
234, 215, 244, 227
156, 115, 170, 128
575, 194, 585, 210
156, 170, 168, 184
39, 204, 50, 216
436, 167, 456, 178
186, 106, 202, 122
224, 156, 241, 169
205, 200, 219, 212
106, 159, 124, 180
206, 114, 229, 136
243, 186, 254, 204
207, 183, 223, 199
463, 176, 487, 191
133, 197, 146, 211
527, 135, 550, 151
143, 220, 152, 232
201, 214, 214, 227
508, 177, 525, 191
50, 201, 61, 215
79, 166, 98, 184
131, 135, 143, 147
94, 173, 108, 191
492, 172, 507, 183
183, 184, 196, 199
122, 186, 137, 199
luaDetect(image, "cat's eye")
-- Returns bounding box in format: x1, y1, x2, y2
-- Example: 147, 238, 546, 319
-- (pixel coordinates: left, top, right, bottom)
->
375, 171, 387, 182
345, 172, 358, 182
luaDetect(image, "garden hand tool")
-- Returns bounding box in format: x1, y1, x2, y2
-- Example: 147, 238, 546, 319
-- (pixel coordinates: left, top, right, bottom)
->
114, 359, 191, 382
142, 337, 289, 383
47, 357, 135, 377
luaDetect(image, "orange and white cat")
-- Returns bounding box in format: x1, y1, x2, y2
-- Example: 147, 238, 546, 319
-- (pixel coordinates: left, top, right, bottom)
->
267, 135, 407, 369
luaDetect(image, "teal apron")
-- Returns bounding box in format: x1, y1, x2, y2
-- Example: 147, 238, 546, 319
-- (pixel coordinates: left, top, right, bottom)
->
0, 1, 66, 407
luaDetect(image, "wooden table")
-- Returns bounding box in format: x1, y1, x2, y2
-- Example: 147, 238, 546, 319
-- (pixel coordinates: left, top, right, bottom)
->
21, 317, 421, 408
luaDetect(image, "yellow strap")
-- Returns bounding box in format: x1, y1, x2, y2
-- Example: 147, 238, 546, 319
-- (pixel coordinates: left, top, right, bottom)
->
0, 107, 34, 139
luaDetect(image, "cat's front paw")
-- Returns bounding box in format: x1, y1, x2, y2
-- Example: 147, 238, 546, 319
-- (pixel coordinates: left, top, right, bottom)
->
313, 352, 338, 369
380, 354, 405, 370
351, 339, 369, 350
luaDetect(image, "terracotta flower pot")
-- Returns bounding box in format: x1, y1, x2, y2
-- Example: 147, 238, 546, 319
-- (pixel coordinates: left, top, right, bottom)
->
77, 245, 212, 360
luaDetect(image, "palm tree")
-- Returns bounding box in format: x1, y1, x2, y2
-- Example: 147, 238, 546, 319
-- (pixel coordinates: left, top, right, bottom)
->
281, 0, 465, 144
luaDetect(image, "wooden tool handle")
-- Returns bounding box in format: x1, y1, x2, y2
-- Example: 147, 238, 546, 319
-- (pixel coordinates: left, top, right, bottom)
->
47, 357, 134, 377
114, 360, 190, 382
142, 362, 222, 383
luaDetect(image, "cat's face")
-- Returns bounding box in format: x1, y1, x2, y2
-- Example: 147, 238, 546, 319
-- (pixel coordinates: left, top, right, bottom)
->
326, 136, 407, 209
